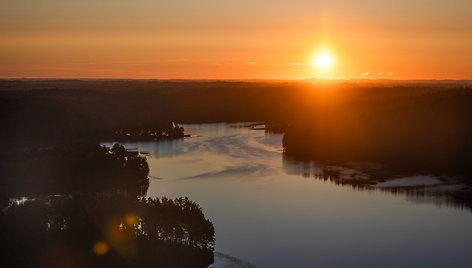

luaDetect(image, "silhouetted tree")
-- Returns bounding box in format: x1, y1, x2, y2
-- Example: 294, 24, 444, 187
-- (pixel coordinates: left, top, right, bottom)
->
0, 143, 150, 201
0, 192, 215, 267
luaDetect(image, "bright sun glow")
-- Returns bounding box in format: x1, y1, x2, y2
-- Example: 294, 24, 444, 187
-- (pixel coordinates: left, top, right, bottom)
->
316, 54, 331, 67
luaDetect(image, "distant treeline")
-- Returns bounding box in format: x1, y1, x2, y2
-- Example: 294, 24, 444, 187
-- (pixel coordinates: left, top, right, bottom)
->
0, 192, 214, 267
2, 79, 471, 176
0, 80, 298, 145
283, 87, 472, 177
1, 79, 463, 145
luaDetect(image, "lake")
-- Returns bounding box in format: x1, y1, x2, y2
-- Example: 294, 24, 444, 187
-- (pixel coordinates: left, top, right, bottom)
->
103, 123, 472, 268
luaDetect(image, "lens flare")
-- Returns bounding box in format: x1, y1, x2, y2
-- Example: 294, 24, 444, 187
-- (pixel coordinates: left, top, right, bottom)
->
93, 241, 109, 255
124, 213, 138, 226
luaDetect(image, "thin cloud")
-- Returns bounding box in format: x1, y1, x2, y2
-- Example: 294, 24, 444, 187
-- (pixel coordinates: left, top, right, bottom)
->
289, 62, 312, 66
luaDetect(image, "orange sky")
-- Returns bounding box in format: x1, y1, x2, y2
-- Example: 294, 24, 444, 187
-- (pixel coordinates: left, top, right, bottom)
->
1, 0, 471, 79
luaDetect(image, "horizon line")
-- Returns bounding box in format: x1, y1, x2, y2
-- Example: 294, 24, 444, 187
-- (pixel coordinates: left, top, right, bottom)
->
1, 77, 472, 82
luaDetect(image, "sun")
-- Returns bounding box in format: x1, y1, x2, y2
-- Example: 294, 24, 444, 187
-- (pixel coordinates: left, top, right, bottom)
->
315, 54, 331, 67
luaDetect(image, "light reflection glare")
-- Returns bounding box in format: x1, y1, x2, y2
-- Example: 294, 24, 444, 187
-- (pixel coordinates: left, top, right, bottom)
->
93, 241, 108, 255
124, 214, 138, 226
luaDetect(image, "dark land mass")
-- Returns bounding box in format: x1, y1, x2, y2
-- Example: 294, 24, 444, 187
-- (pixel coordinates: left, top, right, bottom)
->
282, 86, 472, 177
0, 143, 215, 267
1, 79, 472, 264
2, 79, 470, 174
0, 79, 303, 146
3, 79, 467, 143
0, 143, 150, 204
2, 79, 472, 179
1, 192, 214, 267
1, 79, 231, 266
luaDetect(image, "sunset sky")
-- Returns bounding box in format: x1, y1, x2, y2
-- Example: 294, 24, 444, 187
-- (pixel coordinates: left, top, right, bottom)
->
1, 0, 471, 79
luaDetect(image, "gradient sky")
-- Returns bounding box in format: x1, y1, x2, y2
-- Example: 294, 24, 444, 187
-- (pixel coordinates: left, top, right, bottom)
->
1, 0, 471, 79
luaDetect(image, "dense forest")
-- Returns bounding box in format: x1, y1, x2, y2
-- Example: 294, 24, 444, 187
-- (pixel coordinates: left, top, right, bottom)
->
282, 87, 472, 177
2, 79, 471, 177
1, 79, 472, 265
2, 79, 471, 176
2, 79, 461, 144
1, 193, 214, 267
0, 143, 215, 267
0, 143, 150, 203
1, 80, 230, 267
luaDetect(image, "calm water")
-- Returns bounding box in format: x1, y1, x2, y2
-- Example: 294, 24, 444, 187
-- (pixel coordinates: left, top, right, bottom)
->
104, 123, 472, 268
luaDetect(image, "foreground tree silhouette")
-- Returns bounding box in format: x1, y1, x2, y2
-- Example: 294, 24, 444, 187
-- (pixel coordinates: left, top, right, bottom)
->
0, 142, 216, 266
1, 143, 150, 201
0, 192, 215, 267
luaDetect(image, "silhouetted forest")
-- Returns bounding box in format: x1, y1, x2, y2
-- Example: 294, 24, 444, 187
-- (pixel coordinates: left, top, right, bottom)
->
2, 79, 471, 177
0, 193, 214, 267
2, 79, 467, 144
1, 79, 472, 266
0, 142, 215, 266
0, 80, 299, 146
0, 80, 227, 268
283, 87, 472, 178
0, 80, 190, 144
0, 143, 149, 204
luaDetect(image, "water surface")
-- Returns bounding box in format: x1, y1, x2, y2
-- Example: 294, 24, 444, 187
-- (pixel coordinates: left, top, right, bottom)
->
104, 123, 472, 267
